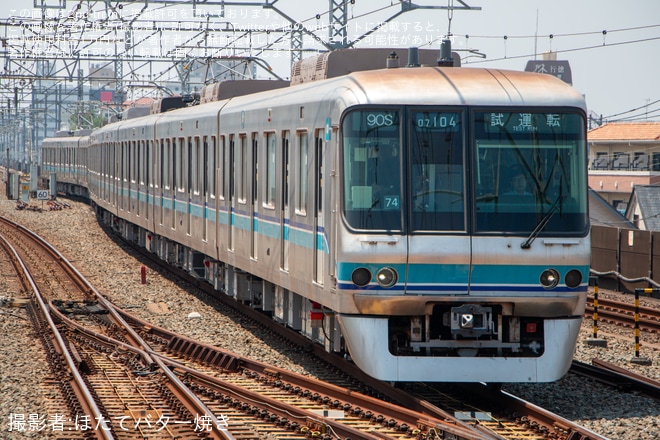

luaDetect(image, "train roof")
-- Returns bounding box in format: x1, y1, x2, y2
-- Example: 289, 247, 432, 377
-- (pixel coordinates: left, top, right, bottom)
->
200, 79, 289, 103
84, 52, 586, 140
290, 48, 455, 85
344, 66, 586, 109
220, 64, 586, 115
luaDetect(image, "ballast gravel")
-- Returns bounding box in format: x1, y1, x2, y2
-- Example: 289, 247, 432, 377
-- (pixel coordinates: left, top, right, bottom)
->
1, 194, 659, 440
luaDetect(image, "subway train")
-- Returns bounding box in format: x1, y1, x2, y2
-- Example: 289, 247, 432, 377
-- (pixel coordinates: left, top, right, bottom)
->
41, 48, 590, 383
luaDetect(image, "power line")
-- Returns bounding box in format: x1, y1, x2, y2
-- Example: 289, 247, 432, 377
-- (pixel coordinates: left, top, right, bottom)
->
460, 23, 660, 40
465, 35, 660, 64
613, 108, 660, 122
604, 98, 660, 119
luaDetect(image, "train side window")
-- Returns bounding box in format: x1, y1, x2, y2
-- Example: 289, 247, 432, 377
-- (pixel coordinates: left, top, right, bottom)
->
194, 137, 201, 195
252, 133, 258, 204
147, 140, 152, 188
122, 141, 128, 183
239, 134, 247, 204
171, 138, 177, 191
296, 131, 308, 215
177, 137, 185, 193
202, 136, 208, 197
187, 137, 193, 194
132, 140, 138, 184
162, 139, 169, 190
218, 135, 225, 200
282, 131, 290, 208
208, 136, 216, 198
264, 132, 276, 208
137, 140, 143, 185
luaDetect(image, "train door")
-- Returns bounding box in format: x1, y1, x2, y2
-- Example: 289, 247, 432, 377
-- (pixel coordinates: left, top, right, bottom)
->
146, 139, 152, 222
202, 136, 209, 242
172, 138, 178, 230
194, 137, 202, 237
125, 141, 131, 212
111, 143, 115, 207
183, 137, 189, 235
136, 140, 141, 217
159, 139, 166, 226
217, 135, 226, 250
107, 142, 112, 204
112, 142, 118, 207
281, 131, 290, 271
101, 143, 106, 202
117, 142, 122, 209
251, 133, 258, 259
130, 140, 136, 213
228, 135, 235, 251
407, 109, 469, 295
130, 140, 135, 213
186, 137, 194, 236
314, 130, 324, 284
295, 131, 309, 273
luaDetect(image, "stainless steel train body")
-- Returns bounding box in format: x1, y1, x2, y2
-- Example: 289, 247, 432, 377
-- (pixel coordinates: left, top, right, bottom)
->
43, 60, 590, 383
41, 130, 91, 198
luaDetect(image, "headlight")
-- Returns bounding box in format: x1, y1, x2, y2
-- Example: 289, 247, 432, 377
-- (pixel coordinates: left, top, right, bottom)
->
351, 268, 372, 286
540, 269, 560, 289
565, 269, 582, 288
376, 267, 398, 288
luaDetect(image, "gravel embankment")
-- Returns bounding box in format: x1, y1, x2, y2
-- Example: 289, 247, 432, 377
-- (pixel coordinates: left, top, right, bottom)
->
1, 194, 659, 439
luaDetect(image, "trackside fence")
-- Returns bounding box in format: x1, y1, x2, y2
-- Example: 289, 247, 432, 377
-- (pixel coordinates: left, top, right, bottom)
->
590, 224, 660, 296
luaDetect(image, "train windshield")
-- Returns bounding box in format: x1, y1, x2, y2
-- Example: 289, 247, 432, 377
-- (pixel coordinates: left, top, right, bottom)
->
409, 110, 464, 231
341, 108, 466, 231
341, 108, 587, 235
473, 111, 588, 234
342, 110, 403, 231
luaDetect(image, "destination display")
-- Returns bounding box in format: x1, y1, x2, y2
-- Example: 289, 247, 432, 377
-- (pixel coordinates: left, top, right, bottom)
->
412, 111, 461, 131
479, 111, 578, 134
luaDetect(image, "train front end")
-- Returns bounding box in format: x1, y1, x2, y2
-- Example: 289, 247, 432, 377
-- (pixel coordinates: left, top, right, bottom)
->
335, 87, 589, 382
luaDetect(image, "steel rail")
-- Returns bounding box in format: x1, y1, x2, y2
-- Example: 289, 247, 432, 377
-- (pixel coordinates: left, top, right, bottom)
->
55, 303, 487, 439
1, 216, 234, 440
117, 307, 490, 440
117, 233, 489, 432
590, 359, 660, 401
585, 297, 660, 332
0, 231, 114, 439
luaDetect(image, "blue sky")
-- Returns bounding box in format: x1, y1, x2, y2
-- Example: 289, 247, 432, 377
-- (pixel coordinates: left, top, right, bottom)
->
1, 1, 658, 122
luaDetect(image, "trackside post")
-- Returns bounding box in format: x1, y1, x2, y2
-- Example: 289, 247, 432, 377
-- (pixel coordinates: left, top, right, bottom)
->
630, 288, 654, 365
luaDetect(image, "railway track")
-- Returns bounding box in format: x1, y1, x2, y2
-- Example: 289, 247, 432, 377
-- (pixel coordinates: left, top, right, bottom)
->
586, 295, 660, 332
0, 217, 488, 438
571, 359, 660, 400
2, 211, 629, 439
54, 300, 484, 439
106, 218, 611, 440
0, 217, 232, 439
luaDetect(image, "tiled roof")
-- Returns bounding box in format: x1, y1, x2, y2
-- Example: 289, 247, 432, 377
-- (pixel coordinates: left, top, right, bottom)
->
123, 97, 154, 107
628, 185, 660, 231
588, 122, 660, 141
588, 189, 635, 228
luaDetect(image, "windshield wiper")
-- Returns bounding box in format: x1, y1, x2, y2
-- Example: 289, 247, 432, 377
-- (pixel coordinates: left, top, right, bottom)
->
520, 195, 566, 249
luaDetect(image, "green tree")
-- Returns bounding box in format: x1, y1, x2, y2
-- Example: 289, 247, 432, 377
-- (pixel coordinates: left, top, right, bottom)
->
67, 101, 108, 130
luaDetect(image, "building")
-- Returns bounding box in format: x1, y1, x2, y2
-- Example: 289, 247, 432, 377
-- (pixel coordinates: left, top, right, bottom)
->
588, 122, 660, 214
589, 189, 635, 229
89, 64, 116, 89
623, 185, 660, 230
